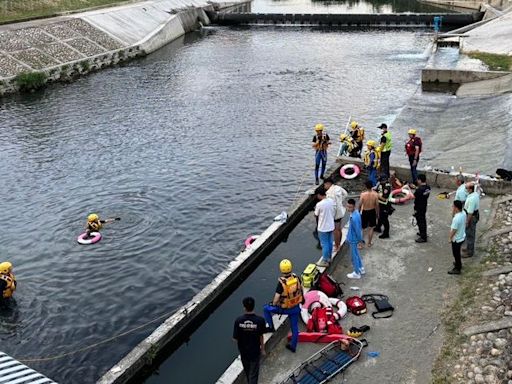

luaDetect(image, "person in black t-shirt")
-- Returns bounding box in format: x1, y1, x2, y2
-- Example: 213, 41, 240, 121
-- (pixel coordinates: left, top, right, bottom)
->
413, 174, 431, 243
233, 297, 266, 384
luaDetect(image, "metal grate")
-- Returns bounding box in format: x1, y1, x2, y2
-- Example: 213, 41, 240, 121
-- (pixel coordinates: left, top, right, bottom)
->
0, 352, 57, 384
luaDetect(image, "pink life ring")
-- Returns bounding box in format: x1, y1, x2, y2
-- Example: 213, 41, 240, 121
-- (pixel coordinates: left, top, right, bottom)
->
244, 235, 259, 248
389, 186, 415, 204
77, 232, 102, 245
340, 164, 360, 180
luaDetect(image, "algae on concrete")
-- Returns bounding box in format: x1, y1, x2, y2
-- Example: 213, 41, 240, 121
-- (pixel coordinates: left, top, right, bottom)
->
467, 51, 512, 71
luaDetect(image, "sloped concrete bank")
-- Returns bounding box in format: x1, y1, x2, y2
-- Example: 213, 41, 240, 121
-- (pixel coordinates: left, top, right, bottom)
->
0, 0, 250, 96
97, 164, 342, 384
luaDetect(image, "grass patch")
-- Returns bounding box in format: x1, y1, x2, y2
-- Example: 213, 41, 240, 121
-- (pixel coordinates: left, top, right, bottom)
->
431, 261, 486, 384
467, 51, 512, 71
0, 0, 132, 24
14, 71, 47, 92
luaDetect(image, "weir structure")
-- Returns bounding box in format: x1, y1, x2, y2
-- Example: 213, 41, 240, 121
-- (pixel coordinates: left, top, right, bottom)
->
207, 11, 483, 27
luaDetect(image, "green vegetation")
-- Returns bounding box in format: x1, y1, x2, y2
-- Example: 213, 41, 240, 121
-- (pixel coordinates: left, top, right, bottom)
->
0, 0, 131, 24
431, 247, 499, 384
467, 52, 512, 72
14, 71, 47, 92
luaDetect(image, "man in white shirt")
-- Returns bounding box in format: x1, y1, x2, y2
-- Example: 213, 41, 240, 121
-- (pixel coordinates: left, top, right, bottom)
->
323, 177, 348, 253
314, 186, 336, 267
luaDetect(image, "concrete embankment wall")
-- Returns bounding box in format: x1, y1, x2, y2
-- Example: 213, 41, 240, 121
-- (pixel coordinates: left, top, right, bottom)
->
421, 68, 511, 83
0, 0, 249, 95
97, 165, 342, 384
334, 157, 512, 195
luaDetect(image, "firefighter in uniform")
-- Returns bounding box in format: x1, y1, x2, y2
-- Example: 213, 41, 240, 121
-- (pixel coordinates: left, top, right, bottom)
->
312, 124, 331, 185
0, 262, 16, 304
263, 259, 304, 353
349, 121, 365, 158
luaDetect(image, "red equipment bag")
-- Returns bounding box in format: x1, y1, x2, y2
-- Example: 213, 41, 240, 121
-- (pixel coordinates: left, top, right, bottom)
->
307, 307, 328, 332
314, 273, 344, 298
345, 296, 367, 315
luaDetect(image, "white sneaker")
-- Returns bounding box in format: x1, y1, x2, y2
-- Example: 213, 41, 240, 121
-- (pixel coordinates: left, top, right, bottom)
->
360, 268, 366, 275
347, 272, 361, 279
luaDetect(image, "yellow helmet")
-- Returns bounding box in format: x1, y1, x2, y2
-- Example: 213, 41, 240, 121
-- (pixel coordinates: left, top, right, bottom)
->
408, 129, 417, 135
340, 133, 349, 141
279, 259, 293, 274
87, 213, 99, 222
350, 121, 358, 129
314, 123, 324, 132
0, 261, 12, 274
367, 140, 377, 148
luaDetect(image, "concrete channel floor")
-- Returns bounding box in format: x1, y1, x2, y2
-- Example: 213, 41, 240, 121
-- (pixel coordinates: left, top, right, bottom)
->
259, 186, 492, 384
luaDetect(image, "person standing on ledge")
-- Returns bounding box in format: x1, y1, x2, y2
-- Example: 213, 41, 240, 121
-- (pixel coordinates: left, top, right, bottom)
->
405, 129, 422, 185
463, 182, 480, 258
349, 121, 365, 158
346, 199, 364, 279
378, 123, 392, 178
314, 186, 336, 267
263, 259, 304, 353
375, 174, 392, 239
359, 180, 379, 248
448, 200, 466, 275
323, 177, 348, 253
0, 261, 16, 305
312, 123, 330, 185
413, 174, 431, 243
454, 175, 468, 203
233, 297, 266, 384
363, 140, 378, 187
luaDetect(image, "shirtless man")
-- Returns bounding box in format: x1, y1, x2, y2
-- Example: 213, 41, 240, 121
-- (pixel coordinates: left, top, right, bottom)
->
359, 180, 379, 247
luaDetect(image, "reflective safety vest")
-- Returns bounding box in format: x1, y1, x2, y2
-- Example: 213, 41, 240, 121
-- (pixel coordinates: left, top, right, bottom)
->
352, 128, 365, 144
381, 131, 392, 152
364, 149, 380, 170
1, 273, 16, 299
313, 133, 330, 152
279, 274, 303, 309
88, 220, 102, 232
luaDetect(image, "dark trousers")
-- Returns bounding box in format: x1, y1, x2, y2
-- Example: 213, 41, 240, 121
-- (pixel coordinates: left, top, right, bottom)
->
377, 204, 389, 236
416, 210, 427, 239
241, 356, 260, 384
408, 154, 418, 184
465, 215, 478, 256
380, 151, 391, 178
451, 241, 463, 270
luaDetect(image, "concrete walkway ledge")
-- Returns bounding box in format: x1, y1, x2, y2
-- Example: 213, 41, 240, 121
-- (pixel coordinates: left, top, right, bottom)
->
97, 163, 344, 384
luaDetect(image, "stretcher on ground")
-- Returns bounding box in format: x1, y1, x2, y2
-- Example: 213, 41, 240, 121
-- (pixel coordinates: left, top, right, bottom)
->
279, 336, 367, 384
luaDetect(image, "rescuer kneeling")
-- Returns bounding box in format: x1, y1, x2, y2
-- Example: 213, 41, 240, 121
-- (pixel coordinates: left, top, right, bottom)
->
263, 259, 304, 353
0, 261, 16, 305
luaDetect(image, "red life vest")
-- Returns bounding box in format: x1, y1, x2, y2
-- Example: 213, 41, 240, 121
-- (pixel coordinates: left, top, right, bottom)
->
405, 137, 422, 156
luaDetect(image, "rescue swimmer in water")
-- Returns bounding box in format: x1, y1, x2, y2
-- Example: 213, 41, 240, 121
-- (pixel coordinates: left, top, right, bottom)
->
0, 261, 16, 305
78, 213, 120, 244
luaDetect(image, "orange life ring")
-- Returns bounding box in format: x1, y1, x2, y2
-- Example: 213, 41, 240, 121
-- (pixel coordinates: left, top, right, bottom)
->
389, 186, 414, 204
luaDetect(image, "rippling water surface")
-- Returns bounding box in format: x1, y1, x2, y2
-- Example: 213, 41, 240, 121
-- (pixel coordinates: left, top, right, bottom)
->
0, 26, 431, 382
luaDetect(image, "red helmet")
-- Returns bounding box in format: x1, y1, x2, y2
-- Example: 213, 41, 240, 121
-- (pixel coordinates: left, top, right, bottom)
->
346, 296, 367, 315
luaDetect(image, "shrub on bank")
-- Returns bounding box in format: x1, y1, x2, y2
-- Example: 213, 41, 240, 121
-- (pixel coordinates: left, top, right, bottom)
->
14, 71, 48, 92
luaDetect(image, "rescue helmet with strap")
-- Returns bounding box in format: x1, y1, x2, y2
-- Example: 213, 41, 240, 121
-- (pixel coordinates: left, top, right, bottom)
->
0, 262, 12, 274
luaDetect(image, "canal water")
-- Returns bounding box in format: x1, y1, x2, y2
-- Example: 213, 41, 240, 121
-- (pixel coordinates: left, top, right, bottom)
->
0, 3, 438, 383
